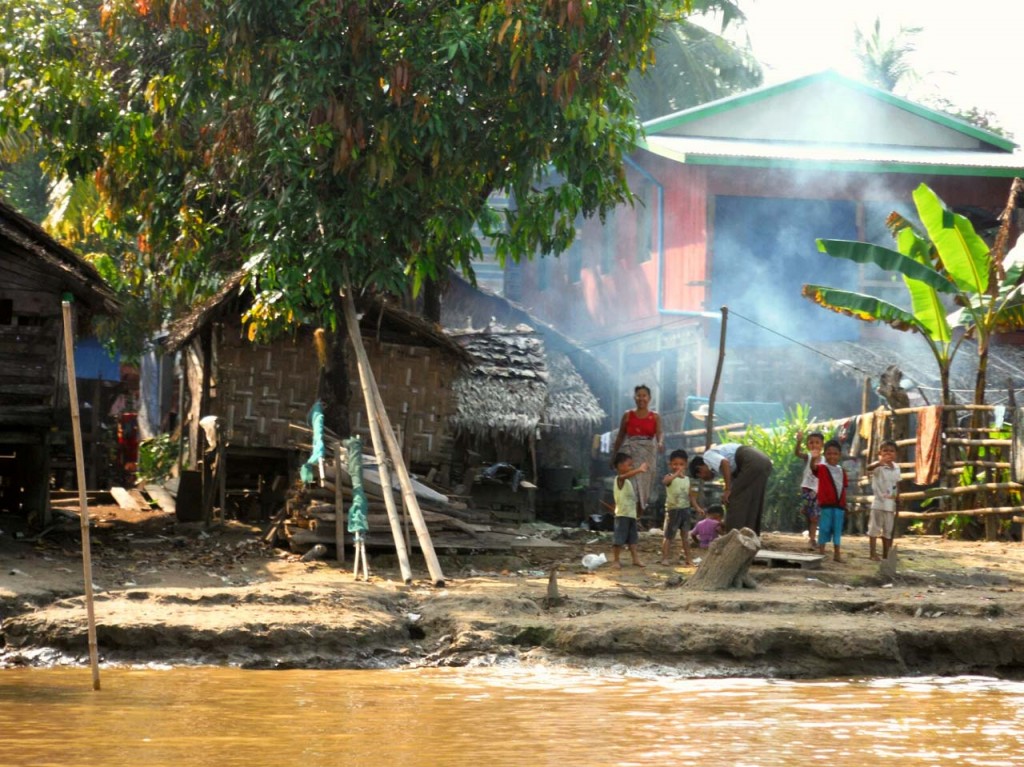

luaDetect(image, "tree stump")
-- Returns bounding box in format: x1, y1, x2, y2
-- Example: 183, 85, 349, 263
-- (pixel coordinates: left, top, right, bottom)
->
684, 527, 761, 590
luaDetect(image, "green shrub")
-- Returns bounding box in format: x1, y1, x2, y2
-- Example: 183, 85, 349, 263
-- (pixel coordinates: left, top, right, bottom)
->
137, 433, 180, 484
727, 404, 834, 533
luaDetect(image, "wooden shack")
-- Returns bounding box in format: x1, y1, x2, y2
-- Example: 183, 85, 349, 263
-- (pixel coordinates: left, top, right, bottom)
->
448, 321, 606, 522
163, 276, 471, 520
0, 197, 119, 526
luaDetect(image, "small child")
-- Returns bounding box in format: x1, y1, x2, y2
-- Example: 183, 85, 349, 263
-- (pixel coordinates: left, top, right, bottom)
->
660, 449, 704, 566
813, 439, 848, 563
868, 440, 900, 561
795, 430, 824, 550
690, 505, 725, 550
611, 451, 648, 569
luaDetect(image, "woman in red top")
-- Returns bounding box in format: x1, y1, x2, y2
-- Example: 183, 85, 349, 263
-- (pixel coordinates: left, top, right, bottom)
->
610, 384, 664, 512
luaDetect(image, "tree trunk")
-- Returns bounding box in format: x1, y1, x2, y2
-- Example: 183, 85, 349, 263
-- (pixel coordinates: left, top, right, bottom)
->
320, 292, 351, 438
422, 277, 442, 324
684, 527, 760, 591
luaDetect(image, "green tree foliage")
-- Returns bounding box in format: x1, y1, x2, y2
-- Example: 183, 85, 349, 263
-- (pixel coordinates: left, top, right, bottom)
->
0, 0, 690, 342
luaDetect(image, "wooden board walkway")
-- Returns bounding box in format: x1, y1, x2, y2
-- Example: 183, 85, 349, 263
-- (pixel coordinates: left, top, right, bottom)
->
753, 549, 824, 570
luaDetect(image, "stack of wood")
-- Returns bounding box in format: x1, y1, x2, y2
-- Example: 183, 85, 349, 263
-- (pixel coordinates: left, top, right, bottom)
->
267, 434, 561, 554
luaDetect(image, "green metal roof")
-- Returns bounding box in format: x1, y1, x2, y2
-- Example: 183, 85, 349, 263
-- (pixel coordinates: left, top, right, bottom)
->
643, 70, 1018, 154
639, 135, 1024, 178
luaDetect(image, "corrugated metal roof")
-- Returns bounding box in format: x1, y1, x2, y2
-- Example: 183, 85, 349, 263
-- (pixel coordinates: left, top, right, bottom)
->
640, 135, 1024, 177
644, 70, 1017, 153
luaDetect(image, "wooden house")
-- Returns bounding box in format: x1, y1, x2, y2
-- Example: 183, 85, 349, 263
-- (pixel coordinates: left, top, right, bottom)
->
163, 276, 471, 520
0, 197, 119, 526
504, 70, 1024, 425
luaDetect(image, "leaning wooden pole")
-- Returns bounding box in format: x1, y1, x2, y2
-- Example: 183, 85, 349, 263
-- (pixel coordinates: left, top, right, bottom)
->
339, 290, 414, 583
61, 298, 101, 691
705, 306, 729, 452
341, 287, 445, 586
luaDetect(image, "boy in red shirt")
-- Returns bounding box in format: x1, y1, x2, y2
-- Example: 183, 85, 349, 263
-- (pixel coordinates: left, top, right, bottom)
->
813, 439, 848, 563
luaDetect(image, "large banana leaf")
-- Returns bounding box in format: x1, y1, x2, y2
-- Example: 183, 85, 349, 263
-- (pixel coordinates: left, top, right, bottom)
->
816, 239, 956, 293
913, 183, 991, 295
801, 285, 923, 334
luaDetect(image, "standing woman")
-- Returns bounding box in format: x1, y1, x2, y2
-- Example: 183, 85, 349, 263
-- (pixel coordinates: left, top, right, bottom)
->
610, 384, 664, 512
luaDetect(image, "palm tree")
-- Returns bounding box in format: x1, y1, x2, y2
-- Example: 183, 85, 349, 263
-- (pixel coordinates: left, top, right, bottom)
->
853, 17, 922, 94
630, 1, 762, 122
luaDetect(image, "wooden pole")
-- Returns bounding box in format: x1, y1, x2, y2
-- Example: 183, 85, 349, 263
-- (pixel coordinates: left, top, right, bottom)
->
334, 441, 345, 564
360, 325, 448, 581
61, 299, 100, 691
339, 289, 415, 584
705, 306, 728, 452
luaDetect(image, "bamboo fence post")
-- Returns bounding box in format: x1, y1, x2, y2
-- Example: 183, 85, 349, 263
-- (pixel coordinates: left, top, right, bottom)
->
61, 298, 100, 691
340, 288, 433, 584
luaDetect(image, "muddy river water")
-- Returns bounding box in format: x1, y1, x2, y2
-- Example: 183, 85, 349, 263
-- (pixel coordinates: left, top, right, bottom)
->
1, 667, 1023, 766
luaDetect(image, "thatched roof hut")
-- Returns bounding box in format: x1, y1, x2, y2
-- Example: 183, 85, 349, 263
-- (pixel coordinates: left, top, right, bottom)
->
449, 322, 605, 443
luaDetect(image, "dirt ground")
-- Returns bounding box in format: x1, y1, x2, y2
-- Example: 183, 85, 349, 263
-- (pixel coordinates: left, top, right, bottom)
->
2, 497, 1024, 678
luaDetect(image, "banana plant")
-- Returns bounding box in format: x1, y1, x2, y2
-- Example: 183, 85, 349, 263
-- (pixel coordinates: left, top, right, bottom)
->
802, 180, 1023, 409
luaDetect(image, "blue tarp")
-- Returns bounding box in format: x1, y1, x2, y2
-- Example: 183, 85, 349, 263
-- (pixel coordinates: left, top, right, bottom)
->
74, 337, 119, 380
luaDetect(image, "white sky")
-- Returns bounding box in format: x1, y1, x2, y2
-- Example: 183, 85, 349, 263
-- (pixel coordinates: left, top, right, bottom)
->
707, 0, 1024, 144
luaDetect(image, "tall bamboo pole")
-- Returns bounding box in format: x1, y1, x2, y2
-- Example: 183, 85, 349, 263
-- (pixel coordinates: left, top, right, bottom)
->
341, 287, 445, 586
339, 291, 413, 583
61, 298, 100, 690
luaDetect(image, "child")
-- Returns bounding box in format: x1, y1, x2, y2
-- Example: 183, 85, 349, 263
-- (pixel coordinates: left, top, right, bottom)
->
868, 440, 900, 561
795, 430, 824, 550
814, 439, 848, 563
611, 451, 648, 569
660, 449, 704, 566
690, 505, 725, 550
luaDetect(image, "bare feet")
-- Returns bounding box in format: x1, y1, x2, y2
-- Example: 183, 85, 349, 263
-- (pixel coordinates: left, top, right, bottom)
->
870, 554, 881, 562
658, 559, 671, 566
834, 555, 845, 563
612, 560, 622, 569
632, 561, 646, 568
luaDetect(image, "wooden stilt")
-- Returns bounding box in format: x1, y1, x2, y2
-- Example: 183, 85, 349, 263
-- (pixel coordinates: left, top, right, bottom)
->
61, 299, 101, 691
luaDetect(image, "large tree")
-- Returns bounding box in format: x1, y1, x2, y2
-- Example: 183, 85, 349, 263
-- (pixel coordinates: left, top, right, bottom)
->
1, 0, 689, 431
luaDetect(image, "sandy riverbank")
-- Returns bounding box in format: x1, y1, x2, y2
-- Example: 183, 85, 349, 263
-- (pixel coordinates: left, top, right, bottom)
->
2, 503, 1023, 678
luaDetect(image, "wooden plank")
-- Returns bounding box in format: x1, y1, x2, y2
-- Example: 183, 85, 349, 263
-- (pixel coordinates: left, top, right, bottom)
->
143, 484, 177, 513
753, 549, 824, 570
109, 486, 140, 511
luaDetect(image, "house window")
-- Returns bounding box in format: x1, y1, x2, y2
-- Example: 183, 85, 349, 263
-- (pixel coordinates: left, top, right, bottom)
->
600, 211, 618, 274
0, 299, 12, 325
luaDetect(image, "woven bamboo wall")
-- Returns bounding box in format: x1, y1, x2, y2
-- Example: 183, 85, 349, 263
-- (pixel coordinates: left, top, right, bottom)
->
217, 329, 321, 448
200, 323, 458, 470
353, 337, 459, 469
